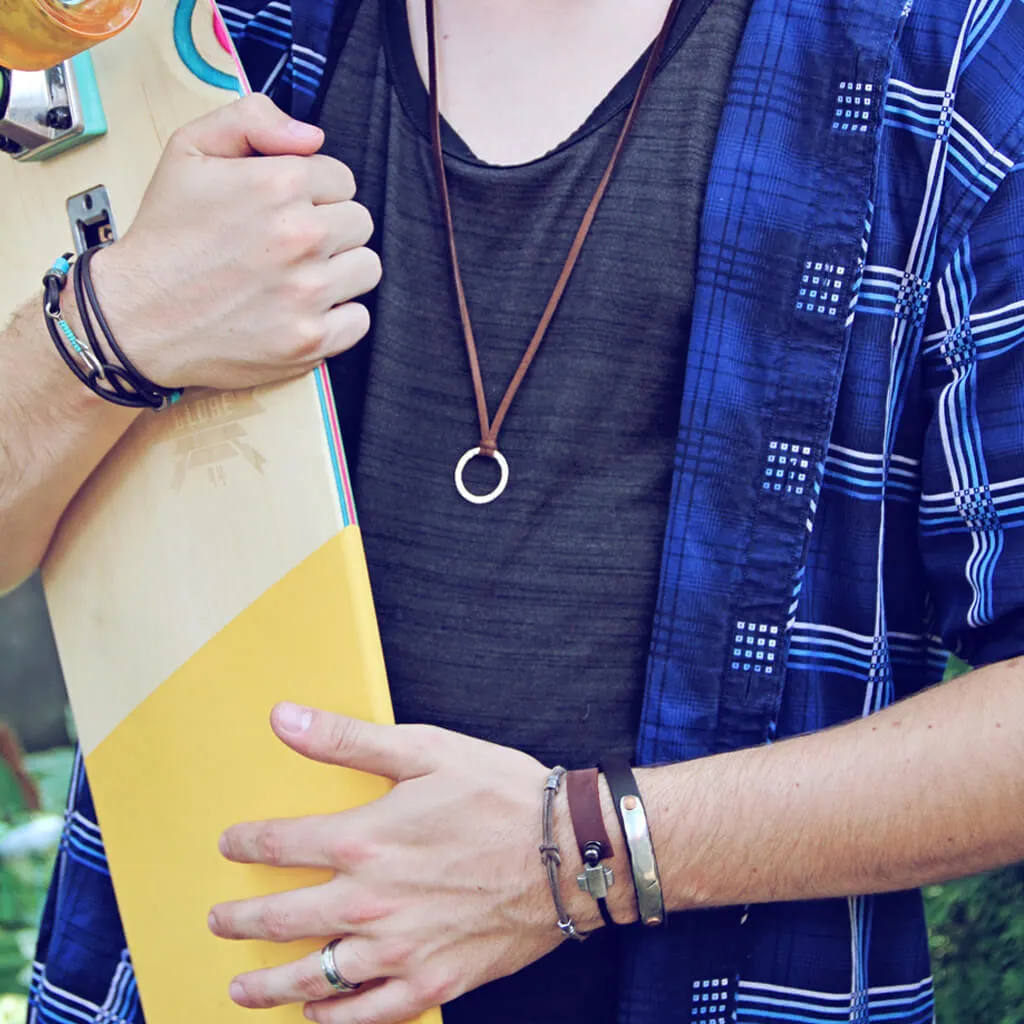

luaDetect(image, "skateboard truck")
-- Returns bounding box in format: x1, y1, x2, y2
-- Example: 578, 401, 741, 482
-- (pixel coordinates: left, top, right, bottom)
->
0, 53, 107, 162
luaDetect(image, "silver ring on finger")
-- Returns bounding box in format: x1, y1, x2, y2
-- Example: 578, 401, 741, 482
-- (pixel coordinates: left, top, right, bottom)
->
320, 938, 362, 993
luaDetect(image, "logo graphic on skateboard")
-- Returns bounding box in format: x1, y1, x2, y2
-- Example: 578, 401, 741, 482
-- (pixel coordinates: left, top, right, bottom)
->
162, 391, 267, 489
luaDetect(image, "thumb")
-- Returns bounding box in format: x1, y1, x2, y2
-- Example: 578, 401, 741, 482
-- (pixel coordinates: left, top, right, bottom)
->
174, 93, 324, 159
271, 703, 438, 781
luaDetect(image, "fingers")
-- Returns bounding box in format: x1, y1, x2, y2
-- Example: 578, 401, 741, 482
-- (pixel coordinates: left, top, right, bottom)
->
306, 155, 359, 206
281, 301, 371, 375
321, 200, 375, 254
270, 706, 440, 780
325, 247, 382, 306
320, 302, 372, 359
174, 93, 324, 159
218, 813, 342, 869
305, 979, 445, 1024
246, 154, 358, 209
276, 201, 374, 269
229, 939, 378, 1010
209, 880, 343, 943
280, 251, 377, 364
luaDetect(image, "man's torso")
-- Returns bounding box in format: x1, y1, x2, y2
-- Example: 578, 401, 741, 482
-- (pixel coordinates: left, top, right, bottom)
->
319, 0, 748, 1017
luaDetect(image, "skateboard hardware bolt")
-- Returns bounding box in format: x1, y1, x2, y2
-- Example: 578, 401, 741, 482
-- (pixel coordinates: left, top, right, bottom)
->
46, 106, 73, 130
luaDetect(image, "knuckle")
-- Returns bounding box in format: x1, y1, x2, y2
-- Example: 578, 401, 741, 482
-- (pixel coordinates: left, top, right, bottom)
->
255, 829, 285, 867
349, 202, 375, 246
165, 125, 186, 152
243, 92, 275, 114
324, 835, 373, 870
401, 723, 443, 762
332, 161, 357, 199
260, 160, 310, 208
339, 303, 372, 346
343, 893, 390, 925
349, 302, 372, 340
277, 212, 330, 258
355, 247, 384, 289
288, 317, 328, 361
343, 942, 378, 981
295, 969, 327, 1001
335, 247, 382, 297
376, 939, 414, 971
258, 906, 293, 942
323, 303, 370, 356
284, 266, 330, 308
239, 92, 279, 130
326, 715, 360, 759
165, 123, 194, 157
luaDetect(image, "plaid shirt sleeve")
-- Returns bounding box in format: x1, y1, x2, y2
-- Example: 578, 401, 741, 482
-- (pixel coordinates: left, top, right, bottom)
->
919, 164, 1024, 667
219, 0, 345, 120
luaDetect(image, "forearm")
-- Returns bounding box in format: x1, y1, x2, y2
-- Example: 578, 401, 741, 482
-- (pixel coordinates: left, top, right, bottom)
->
0, 251, 141, 592
608, 658, 1024, 918
0, 105, 380, 595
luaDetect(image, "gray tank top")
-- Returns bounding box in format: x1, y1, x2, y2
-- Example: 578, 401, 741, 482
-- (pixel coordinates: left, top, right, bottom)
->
318, 0, 751, 1018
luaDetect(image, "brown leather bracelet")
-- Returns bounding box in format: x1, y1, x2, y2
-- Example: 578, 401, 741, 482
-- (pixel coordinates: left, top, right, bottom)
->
567, 768, 616, 927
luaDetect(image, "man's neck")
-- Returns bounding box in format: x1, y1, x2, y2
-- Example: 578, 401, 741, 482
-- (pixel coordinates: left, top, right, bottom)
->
406, 0, 675, 166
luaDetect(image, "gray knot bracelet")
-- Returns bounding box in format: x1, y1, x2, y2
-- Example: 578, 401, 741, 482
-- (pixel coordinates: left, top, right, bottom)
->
540, 766, 587, 942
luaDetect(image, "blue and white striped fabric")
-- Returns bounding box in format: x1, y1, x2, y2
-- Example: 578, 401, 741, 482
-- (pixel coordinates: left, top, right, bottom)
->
28, 0, 1024, 1021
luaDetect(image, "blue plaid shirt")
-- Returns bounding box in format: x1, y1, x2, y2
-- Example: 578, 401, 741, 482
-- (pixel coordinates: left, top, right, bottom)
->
29, 0, 1024, 1021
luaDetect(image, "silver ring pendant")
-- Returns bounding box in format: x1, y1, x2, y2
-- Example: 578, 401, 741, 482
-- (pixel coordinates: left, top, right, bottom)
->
454, 446, 510, 505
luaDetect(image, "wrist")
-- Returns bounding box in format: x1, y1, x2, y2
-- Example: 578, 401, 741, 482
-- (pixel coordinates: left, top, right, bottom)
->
551, 784, 607, 932
551, 771, 639, 931
87, 243, 177, 390
33, 259, 142, 420
48, 286, 107, 410
544, 763, 662, 936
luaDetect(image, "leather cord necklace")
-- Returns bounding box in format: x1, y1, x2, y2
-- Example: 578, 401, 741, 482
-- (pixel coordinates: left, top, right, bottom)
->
426, 0, 684, 504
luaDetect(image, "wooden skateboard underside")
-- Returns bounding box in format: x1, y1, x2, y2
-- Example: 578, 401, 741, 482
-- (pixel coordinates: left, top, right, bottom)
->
1, 4, 439, 1021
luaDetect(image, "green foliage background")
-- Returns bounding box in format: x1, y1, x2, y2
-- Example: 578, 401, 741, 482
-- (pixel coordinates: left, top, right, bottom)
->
925, 868, 1024, 1024
923, 654, 1024, 1023
0, 746, 74, 1022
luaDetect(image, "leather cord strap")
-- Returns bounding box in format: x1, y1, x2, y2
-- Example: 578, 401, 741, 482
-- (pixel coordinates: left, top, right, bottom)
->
567, 768, 614, 859
600, 755, 666, 927
425, 0, 684, 462
567, 768, 617, 927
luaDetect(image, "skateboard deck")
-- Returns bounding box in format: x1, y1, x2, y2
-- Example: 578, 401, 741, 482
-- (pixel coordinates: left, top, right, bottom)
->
0, 2, 440, 1021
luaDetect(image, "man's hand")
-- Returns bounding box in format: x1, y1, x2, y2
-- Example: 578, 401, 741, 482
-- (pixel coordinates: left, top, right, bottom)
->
208, 705, 590, 1023
203, 656, 1024, 1023
0, 93, 381, 591
92, 93, 381, 391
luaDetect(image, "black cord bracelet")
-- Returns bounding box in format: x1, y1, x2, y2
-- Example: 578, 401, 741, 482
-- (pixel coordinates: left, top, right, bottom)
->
42, 250, 182, 411
44, 256, 99, 390
78, 247, 181, 408
70, 248, 139, 403
43, 255, 141, 408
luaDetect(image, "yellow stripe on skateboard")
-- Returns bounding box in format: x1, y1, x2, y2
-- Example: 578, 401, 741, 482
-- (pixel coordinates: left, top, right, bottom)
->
86, 526, 438, 1023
